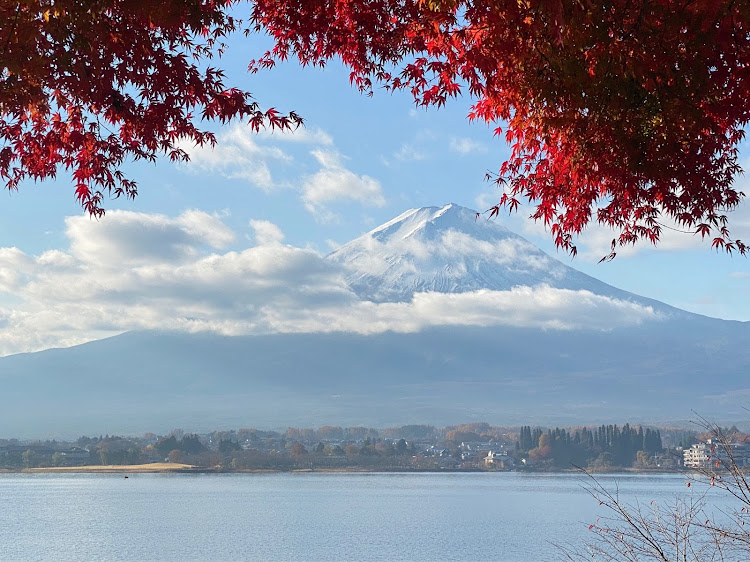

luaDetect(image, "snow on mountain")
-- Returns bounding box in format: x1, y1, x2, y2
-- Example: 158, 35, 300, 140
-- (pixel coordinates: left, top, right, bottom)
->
328, 203, 676, 313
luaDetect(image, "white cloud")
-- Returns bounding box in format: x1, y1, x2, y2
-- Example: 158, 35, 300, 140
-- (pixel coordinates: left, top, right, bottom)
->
257, 126, 333, 146
450, 137, 488, 155
65, 210, 235, 267
437, 230, 552, 271
569, 203, 750, 261
301, 150, 386, 220
0, 248, 33, 294
568, 215, 748, 261
250, 220, 285, 245
257, 287, 660, 335
180, 125, 292, 190
325, 239, 342, 251
36, 250, 75, 268
180, 125, 332, 191
0, 210, 665, 356
182, 125, 386, 218
0, 211, 354, 355
394, 143, 427, 162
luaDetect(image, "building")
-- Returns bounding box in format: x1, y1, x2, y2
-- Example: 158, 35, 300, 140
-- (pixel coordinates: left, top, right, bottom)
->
484, 451, 514, 469
683, 439, 750, 469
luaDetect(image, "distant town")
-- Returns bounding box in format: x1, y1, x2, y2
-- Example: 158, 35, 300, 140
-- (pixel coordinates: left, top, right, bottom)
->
0, 422, 747, 472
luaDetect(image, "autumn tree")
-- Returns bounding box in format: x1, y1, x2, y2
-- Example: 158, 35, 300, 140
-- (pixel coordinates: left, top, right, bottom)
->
528, 433, 552, 462
0, 0, 301, 215
289, 442, 308, 456
444, 429, 482, 443
285, 427, 315, 441
251, 0, 749, 256
3, 0, 749, 256
316, 426, 344, 440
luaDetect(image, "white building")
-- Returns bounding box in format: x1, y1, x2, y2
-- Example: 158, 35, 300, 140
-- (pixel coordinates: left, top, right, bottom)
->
683, 439, 750, 469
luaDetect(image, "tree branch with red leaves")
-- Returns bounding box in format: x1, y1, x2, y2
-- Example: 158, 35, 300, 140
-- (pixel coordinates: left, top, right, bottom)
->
0, 0, 301, 217
2, 0, 748, 258
251, 0, 749, 257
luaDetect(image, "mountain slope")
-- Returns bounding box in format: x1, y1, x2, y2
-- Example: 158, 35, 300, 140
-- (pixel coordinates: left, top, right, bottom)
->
0, 203, 747, 437
328, 204, 680, 315
0, 320, 748, 438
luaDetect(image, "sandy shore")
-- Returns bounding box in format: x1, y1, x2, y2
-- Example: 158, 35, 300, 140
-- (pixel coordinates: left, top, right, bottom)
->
25, 462, 202, 473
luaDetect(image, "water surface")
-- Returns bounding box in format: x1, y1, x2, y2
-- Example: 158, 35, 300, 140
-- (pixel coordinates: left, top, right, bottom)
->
0, 472, 699, 561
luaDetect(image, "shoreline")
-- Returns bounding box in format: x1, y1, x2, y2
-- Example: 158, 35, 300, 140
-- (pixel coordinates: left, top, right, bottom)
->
1, 464, 690, 475
22, 462, 202, 473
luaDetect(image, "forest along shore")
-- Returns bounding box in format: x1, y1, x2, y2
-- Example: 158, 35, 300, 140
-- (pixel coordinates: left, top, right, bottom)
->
0, 422, 710, 473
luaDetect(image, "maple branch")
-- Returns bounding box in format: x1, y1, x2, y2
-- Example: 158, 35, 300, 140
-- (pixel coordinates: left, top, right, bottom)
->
654, 221, 699, 235
0, 2, 21, 62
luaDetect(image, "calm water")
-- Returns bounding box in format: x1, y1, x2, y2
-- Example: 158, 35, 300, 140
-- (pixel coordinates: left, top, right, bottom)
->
0, 472, 707, 561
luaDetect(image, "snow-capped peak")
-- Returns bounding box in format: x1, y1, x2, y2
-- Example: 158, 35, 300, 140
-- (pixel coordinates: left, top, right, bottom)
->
369, 203, 509, 244
328, 203, 664, 307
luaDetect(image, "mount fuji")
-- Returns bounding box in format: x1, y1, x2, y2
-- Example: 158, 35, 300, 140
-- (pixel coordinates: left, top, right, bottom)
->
0, 203, 748, 437
328, 203, 678, 313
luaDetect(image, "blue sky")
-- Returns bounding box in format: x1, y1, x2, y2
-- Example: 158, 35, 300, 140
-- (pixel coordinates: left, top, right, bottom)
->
0, 29, 747, 355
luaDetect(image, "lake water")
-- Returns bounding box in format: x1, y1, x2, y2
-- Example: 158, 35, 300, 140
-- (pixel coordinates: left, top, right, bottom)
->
0, 472, 710, 561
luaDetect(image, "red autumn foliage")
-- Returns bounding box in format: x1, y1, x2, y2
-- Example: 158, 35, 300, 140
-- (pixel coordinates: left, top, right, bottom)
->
251, 0, 749, 256
0, 0, 301, 216
2, 0, 749, 257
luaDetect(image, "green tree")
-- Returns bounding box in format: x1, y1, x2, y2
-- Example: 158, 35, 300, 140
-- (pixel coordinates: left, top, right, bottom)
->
155, 436, 178, 457
179, 435, 206, 455
395, 439, 408, 455
21, 449, 34, 469
51, 452, 64, 467
218, 439, 241, 454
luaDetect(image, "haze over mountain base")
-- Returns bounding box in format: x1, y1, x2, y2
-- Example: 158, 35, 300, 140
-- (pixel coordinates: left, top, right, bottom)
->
1, 320, 748, 438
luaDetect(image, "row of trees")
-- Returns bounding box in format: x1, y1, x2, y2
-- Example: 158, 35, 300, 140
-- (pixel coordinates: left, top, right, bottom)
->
3, 422, 693, 470
0, 433, 210, 468
210, 423, 505, 448
566, 419, 750, 561
280, 423, 495, 443
516, 424, 664, 469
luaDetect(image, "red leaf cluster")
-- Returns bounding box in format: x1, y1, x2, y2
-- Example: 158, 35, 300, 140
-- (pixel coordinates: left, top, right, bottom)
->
0, 0, 301, 216
251, 0, 749, 255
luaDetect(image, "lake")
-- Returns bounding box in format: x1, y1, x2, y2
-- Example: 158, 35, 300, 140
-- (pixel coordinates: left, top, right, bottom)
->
0, 471, 709, 561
